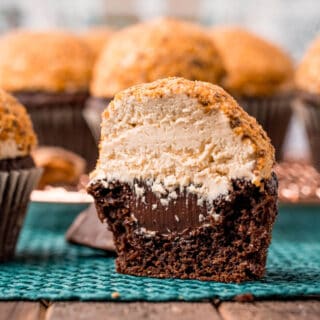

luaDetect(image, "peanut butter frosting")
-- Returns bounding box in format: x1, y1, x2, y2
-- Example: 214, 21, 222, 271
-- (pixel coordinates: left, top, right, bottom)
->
0, 89, 37, 160
210, 27, 294, 97
80, 27, 114, 61
0, 30, 94, 92
295, 36, 320, 95
91, 77, 274, 204
90, 18, 225, 98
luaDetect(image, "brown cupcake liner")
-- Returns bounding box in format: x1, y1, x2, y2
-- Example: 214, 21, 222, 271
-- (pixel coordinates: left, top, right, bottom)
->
0, 167, 42, 262
83, 97, 112, 144
294, 92, 320, 171
237, 94, 293, 161
14, 92, 98, 171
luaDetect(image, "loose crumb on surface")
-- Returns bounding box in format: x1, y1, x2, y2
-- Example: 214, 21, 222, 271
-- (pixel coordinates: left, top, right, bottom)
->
111, 291, 120, 299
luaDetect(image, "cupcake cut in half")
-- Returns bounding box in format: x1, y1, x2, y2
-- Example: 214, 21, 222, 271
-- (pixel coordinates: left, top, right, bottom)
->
88, 77, 278, 283
0, 90, 42, 261
0, 30, 97, 170
85, 17, 225, 142
210, 27, 294, 160
295, 36, 320, 171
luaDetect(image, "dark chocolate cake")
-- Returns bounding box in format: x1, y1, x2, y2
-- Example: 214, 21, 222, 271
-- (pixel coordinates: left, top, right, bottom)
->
88, 77, 278, 283
88, 175, 277, 282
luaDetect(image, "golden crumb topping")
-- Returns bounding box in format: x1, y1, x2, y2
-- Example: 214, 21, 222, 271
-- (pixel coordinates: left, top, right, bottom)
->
296, 36, 320, 95
210, 27, 294, 97
0, 30, 94, 92
91, 17, 225, 98
0, 89, 37, 159
80, 27, 114, 61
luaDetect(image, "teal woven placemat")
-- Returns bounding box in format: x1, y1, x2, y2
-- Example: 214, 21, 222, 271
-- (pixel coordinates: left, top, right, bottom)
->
0, 202, 319, 301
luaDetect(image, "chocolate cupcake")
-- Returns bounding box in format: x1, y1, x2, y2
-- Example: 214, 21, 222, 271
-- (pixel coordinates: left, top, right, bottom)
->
0, 30, 97, 170
210, 27, 294, 160
85, 17, 224, 142
0, 90, 42, 262
295, 37, 320, 171
88, 77, 278, 283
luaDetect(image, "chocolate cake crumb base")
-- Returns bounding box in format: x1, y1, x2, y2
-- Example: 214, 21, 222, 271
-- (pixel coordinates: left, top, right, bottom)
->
88, 174, 278, 283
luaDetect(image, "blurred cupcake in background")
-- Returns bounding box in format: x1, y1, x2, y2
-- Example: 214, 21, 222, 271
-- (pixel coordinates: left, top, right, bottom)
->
0, 30, 97, 170
210, 27, 294, 161
80, 27, 114, 61
295, 36, 320, 171
32, 146, 86, 189
0, 90, 42, 261
85, 17, 225, 142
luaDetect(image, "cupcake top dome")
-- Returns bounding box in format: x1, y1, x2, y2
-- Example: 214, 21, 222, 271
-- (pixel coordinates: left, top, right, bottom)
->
90, 17, 225, 98
0, 90, 37, 160
209, 27, 294, 97
80, 27, 114, 61
91, 77, 274, 202
0, 30, 94, 92
295, 36, 320, 95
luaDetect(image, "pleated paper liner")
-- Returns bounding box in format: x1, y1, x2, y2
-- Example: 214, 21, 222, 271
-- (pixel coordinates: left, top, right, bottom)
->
13, 92, 98, 171
237, 93, 293, 161
0, 168, 42, 262
294, 92, 320, 172
83, 97, 112, 144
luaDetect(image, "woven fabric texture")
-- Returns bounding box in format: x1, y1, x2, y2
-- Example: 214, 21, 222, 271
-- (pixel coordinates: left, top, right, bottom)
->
0, 203, 319, 301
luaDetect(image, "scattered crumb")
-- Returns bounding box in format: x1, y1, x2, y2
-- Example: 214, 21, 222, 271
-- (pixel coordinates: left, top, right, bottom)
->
111, 291, 120, 299
234, 293, 255, 302
160, 198, 169, 206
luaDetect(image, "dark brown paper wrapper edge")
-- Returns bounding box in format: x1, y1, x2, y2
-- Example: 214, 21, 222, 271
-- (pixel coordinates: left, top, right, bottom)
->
0, 168, 43, 262
238, 95, 293, 161
14, 93, 98, 171
83, 97, 112, 144
294, 95, 320, 171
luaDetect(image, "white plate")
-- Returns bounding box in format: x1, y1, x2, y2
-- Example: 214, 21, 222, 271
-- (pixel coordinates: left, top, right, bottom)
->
31, 187, 93, 204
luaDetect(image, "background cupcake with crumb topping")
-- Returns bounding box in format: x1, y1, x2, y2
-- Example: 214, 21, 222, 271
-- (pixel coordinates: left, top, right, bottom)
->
80, 27, 114, 62
295, 36, 320, 171
85, 17, 225, 142
0, 30, 97, 170
0, 90, 42, 262
209, 27, 294, 161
